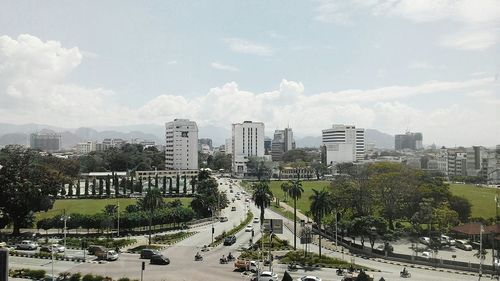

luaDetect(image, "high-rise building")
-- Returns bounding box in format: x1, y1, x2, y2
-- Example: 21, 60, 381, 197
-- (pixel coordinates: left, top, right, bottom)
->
165, 119, 198, 170
321, 124, 365, 165
466, 146, 488, 177
198, 138, 213, 150
395, 132, 423, 150
231, 121, 265, 174
264, 137, 272, 155
271, 128, 295, 161
447, 148, 467, 177
30, 133, 61, 152
225, 138, 232, 155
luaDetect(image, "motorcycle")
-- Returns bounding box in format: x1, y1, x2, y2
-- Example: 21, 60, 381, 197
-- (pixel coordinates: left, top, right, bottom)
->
400, 271, 411, 278
219, 257, 228, 264
194, 255, 203, 261
288, 263, 298, 271
227, 255, 235, 261
336, 268, 344, 276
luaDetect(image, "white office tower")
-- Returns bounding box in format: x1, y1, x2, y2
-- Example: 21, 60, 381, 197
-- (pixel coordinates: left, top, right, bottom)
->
232, 121, 265, 175
322, 124, 365, 165
165, 119, 198, 170
225, 138, 233, 155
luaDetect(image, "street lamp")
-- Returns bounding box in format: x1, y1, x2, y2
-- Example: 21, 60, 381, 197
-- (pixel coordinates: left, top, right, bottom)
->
61, 210, 70, 258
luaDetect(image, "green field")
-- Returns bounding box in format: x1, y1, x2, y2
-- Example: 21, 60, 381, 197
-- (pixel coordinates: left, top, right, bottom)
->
249, 180, 499, 219
36, 197, 193, 220
449, 183, 499, 218
268, 180, 330, 215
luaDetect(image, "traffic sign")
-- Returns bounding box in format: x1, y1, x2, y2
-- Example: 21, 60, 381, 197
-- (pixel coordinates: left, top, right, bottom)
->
263, 219, 283, 234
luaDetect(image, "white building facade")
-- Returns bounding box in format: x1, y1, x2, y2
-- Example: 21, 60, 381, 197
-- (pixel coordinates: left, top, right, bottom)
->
165, 119, 198, 170
231, 121, 265, 175
322, 124, 365, 165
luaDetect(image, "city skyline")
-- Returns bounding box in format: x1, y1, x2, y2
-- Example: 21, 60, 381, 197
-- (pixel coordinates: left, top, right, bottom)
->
0, 1, 499, 147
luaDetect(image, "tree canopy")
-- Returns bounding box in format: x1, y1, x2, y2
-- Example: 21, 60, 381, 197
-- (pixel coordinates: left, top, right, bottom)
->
0, 145, 77, 235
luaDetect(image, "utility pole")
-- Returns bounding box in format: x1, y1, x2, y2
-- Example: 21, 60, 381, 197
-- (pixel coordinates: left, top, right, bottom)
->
62, 209, 69, 258
479, 224, 483, 281
117, 202, 120, 237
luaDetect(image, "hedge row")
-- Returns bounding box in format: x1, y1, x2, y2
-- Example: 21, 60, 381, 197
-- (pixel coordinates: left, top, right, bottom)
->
209, 211, 253, 247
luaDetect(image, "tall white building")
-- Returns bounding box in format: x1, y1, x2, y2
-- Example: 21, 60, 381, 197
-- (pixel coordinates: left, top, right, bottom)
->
165, 119, 198, 170
321, 124, 365, 165
225, 138, 233, 155
231, 121, 265, 174
76, 141, 96, 155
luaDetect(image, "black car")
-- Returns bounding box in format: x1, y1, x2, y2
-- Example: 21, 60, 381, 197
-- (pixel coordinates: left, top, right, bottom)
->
150, 254, 170, 265
223, 235, 236, 246
140, 249, 160, 259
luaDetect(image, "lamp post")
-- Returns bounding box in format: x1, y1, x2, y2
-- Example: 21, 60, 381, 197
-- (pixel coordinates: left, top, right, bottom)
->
61, 209, 70, 258
117, 202, 120, 237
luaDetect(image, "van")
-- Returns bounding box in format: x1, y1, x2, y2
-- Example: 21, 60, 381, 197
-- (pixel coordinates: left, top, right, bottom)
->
88, 245, 107, 255
441, 235, 456, 246
455, 240, 472, 251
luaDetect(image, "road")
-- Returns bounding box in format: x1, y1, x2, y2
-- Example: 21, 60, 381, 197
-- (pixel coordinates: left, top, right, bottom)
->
9, 177, 487, 280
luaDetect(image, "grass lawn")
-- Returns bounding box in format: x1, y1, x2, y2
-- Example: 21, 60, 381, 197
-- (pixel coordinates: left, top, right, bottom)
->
269, 180, 330, 215
36, 197, 193, 220
449, 183, 499, 219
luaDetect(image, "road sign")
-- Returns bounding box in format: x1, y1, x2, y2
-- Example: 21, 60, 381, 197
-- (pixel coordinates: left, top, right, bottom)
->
263, 219, 283, 234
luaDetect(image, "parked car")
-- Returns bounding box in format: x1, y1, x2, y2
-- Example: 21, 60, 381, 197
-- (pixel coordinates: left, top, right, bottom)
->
455, 239, 473, 251
419, 236, 430, 245
223, 235, 236, 246
40, 244, 65, 253
88, 245, 107, 255
245, 225, 253, 232
17, 240, 38, 250
150, 254, 170, 265
253, 217, 259, 224
140, 249, 160, 259
296, 276, 322, 281
231, 206, 236, 211
441, 235, 456, 246
251, 271, 278, 281
376, 243, 394, 252
219, 216, 229, 222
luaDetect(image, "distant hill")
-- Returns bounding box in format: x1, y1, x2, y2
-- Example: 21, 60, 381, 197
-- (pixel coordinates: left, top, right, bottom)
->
295, 129, 394, 149
0, 133, 29, 146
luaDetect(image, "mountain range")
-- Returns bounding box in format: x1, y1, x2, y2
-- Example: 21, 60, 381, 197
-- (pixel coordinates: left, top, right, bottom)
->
0, 123, 394, 149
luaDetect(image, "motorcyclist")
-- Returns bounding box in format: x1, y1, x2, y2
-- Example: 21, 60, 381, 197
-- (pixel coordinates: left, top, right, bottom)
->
195, 252, 201, 259
402, 267, 407, 275
220, 255, 227, 263
227, 252, 234, 260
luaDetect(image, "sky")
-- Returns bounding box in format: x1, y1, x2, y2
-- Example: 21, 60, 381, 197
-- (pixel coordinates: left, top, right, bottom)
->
0, 0, 499, 146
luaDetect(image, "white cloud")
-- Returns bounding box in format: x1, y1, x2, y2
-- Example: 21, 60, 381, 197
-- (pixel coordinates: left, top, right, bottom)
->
314, 0, 500, 51
223, 38, 273, 56
211, 62, 239, 72
1, 34, 499, 146
440, 28, 498, 50
167, 60, 177, 65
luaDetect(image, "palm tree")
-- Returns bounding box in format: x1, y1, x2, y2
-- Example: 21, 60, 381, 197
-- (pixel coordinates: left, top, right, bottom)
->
138, 188, 164, 245
252, 181, 273, 225
288, 178, 304, 250
310, 188, 332, 258
280, 182, 291, 202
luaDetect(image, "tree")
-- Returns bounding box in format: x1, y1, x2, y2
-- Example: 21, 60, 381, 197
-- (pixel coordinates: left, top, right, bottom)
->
252, 181, 273, 225
288, 178, 304, 250
0, 145, 68, 235
311, 161, 328, 180
247, 157, 272, 180
138, 189, 165, 245
280, 182, 291, 202
448, 195, 471, 222
190, 175, 228, 218
310, 188, 332, 258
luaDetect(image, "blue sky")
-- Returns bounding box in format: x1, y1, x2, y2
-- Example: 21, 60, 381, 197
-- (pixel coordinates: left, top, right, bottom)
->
0, 0, 499, 146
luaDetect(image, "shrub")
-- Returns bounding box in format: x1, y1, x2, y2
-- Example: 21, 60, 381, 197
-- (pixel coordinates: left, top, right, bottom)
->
70, 272, 82, 281
82, 274, 94, 281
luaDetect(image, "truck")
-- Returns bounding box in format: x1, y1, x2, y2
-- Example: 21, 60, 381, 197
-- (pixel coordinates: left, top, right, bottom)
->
234, 259, 258, 272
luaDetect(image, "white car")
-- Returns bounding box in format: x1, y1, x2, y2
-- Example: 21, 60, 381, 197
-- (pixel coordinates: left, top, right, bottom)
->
106, 250, 119, 261
17, 240, 38, 250
251, 271, 278, 281
245, 225, 253, 232
421, 251, 432, 259
296, 276, 322, 281
253, 217, 259, 223
441, 235, 456, 246
419, 236, 430, 245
